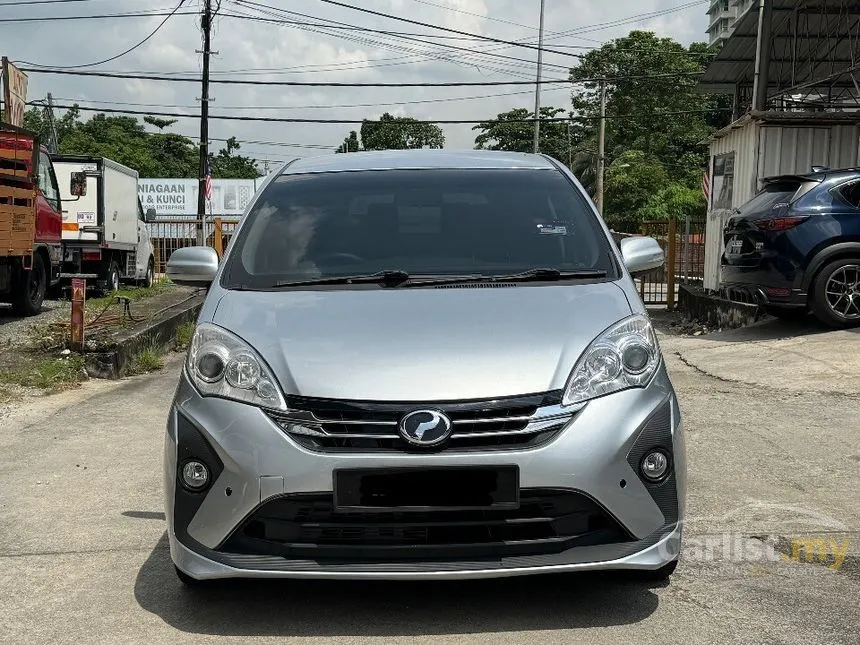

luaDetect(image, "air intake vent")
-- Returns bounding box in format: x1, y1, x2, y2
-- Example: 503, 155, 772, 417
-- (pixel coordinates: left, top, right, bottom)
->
433, 283, 518, 289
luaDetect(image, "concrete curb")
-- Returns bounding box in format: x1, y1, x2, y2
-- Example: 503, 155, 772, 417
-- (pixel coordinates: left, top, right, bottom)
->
677, 284, 764, 329
84, 293, 204, 379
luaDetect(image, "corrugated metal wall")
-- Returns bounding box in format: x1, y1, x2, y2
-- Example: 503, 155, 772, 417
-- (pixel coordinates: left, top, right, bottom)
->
758, 125, 860, 178
703, 122, 860, 291
703, 121, 759, 290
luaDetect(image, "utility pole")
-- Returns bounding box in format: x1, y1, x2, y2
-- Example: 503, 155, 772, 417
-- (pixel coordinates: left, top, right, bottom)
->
532, 0, 546, 154
196, 0, 213, 245
567, 117, 572, 169
45, 93, 59, 154
595, 80, 607, 214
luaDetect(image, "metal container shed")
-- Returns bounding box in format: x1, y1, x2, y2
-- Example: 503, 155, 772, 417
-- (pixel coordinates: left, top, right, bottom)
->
703, 111, 860, 290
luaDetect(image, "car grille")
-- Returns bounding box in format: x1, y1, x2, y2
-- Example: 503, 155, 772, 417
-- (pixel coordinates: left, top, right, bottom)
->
219, 490, 633, 561
267, 391, 578, 452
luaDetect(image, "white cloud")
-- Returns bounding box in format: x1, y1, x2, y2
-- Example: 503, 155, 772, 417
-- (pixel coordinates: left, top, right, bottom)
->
1, 0, 707, 165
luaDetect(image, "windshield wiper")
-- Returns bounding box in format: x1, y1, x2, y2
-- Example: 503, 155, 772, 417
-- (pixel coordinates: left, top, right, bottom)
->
273, 270, 412, 288
495, 268, 608, 282
405, 268, 607, 287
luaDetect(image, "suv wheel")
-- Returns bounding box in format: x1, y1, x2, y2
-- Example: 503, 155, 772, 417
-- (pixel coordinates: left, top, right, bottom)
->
811, 259, 860, 328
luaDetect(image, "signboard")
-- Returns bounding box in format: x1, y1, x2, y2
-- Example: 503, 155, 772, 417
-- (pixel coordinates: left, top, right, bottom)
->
1, 57, 28, 127
138, 178, 258, 217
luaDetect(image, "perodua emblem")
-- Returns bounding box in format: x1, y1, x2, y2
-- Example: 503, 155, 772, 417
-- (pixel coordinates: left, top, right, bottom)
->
399, 410, 453, 447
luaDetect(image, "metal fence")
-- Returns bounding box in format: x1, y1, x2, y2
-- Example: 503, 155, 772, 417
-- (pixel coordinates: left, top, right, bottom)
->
610, 218, 706, 308
146, 217, 241, 274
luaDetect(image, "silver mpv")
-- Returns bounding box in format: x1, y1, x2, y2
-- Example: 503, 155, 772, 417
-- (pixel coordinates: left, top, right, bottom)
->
165, 150, 685, 583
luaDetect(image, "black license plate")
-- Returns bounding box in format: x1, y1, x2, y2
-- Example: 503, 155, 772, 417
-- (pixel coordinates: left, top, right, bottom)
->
333, 466, 520, 512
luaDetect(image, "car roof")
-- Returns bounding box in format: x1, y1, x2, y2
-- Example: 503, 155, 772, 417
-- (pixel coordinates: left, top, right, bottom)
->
279, 149, 559, 175
762, 167, 860, 185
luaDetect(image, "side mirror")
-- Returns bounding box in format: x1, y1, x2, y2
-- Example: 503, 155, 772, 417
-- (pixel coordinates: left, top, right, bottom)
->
620, 236, 664, 275
70, 172, 87, 197
166, 246, 219, 287
144, 208, 157, 223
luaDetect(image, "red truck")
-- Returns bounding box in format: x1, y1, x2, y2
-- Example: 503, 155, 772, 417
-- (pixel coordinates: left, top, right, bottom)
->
0, 123, 62, 315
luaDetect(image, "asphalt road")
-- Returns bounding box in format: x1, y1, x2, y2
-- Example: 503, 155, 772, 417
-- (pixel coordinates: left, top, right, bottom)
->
1, 321, 858, 645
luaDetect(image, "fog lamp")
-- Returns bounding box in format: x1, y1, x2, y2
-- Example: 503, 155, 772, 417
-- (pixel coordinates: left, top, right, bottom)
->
641, 451, 669, 482
181, 460, 210, 490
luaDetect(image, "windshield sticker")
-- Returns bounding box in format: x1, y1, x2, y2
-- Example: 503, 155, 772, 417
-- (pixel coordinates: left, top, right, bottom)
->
537, 223, 567, 235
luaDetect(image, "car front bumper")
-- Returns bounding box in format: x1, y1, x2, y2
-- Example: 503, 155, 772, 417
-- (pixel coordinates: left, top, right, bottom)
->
164, 367, 686, 580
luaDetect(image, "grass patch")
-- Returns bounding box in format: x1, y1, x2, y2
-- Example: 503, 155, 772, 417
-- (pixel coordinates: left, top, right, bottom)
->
0, 355, 87, 393
86, 277, 173, 312
126, 345, 165, 376
174, 322, 195, 351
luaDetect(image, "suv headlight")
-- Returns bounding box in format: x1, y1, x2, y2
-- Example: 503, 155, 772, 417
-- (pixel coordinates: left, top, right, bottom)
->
186, 322, 287, 410
562, 314, 660, 406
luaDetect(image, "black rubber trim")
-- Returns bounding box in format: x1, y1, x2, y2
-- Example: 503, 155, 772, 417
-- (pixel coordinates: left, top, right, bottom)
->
626, 399, 678, 525
173, 411, 224, 545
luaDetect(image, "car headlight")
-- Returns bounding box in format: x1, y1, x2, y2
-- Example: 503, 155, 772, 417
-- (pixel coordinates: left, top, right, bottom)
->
186, 322, 287, 410
562, 314, 661, 406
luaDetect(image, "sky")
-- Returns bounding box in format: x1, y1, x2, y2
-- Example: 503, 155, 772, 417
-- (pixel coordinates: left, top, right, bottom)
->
1, 0, 710, 168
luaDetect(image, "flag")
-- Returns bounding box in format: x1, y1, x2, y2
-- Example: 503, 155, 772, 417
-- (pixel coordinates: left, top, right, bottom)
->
701, 170, 711, 205
204, 156, 213, 202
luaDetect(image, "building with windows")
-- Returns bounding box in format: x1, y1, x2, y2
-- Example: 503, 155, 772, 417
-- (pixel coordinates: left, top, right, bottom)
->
707, 0, 756, 47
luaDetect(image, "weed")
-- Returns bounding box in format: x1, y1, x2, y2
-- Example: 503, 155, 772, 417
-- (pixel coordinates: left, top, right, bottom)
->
86, 278, 172, 312
126, 345, 165, 376
0, 355, 87, 393
174, 322, 195, 351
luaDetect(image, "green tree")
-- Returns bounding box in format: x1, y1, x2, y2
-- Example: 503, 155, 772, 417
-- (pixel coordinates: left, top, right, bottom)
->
638, 183, 707, 223
603, 150, 669, 228
209, 137, 260, 179
472, 106, 581, 165
335, 130, 360, 153
569, 31, 731, 188
360, 113, 445, 150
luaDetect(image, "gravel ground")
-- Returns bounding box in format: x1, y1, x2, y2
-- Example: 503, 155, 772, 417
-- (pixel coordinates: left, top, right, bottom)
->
0, 299, 72, 348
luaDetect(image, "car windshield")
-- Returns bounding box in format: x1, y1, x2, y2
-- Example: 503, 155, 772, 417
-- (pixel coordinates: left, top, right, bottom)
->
222, 168, 615, 289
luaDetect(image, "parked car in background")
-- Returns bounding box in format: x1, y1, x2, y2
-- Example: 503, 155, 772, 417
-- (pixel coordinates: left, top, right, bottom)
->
163, 150, 685, 585
721, 167, 860, 327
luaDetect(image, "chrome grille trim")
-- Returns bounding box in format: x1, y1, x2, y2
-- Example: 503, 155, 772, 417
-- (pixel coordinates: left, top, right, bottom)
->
267, 398, 582, 452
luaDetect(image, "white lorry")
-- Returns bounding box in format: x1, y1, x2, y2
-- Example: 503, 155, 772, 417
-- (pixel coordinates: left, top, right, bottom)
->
53, 156, 156, 293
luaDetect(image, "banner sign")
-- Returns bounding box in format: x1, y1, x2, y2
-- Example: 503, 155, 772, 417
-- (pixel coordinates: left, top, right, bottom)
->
1, 57, 28, 127
138, 178, 260, 217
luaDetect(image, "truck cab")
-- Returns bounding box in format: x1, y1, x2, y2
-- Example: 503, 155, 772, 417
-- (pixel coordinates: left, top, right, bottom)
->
54, 156, 156, 292
0, 124, 62, 315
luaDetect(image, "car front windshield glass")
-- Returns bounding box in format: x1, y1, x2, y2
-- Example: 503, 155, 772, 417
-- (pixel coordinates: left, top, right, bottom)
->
222, 168, 615, 289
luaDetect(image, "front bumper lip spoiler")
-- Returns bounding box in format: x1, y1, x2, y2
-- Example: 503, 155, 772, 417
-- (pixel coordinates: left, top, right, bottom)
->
169, 524, 681, 581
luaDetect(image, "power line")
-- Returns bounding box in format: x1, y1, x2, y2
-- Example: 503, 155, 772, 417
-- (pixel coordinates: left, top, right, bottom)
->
22, 67, 702, 86
0, 0, 135, 4
226, 2, 572, 74
45, 86, 572, 111
16, 0, 188, 69
44, 103, 732, 124
0, 9, 198, 23
314, 0, 584, 60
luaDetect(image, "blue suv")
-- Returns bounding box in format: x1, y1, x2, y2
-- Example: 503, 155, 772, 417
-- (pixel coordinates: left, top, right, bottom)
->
721, 167, 860, 327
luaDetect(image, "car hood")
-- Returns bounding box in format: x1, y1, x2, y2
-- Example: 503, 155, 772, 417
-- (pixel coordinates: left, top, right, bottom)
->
211, 283, 633, 401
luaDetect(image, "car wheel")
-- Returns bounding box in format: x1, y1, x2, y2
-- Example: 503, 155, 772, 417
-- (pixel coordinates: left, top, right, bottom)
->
142, 259, 154, 289
765, 305, 808, 321
12, 253, 47, 316
101, 261, 120, 296
810, 259, 860, 328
